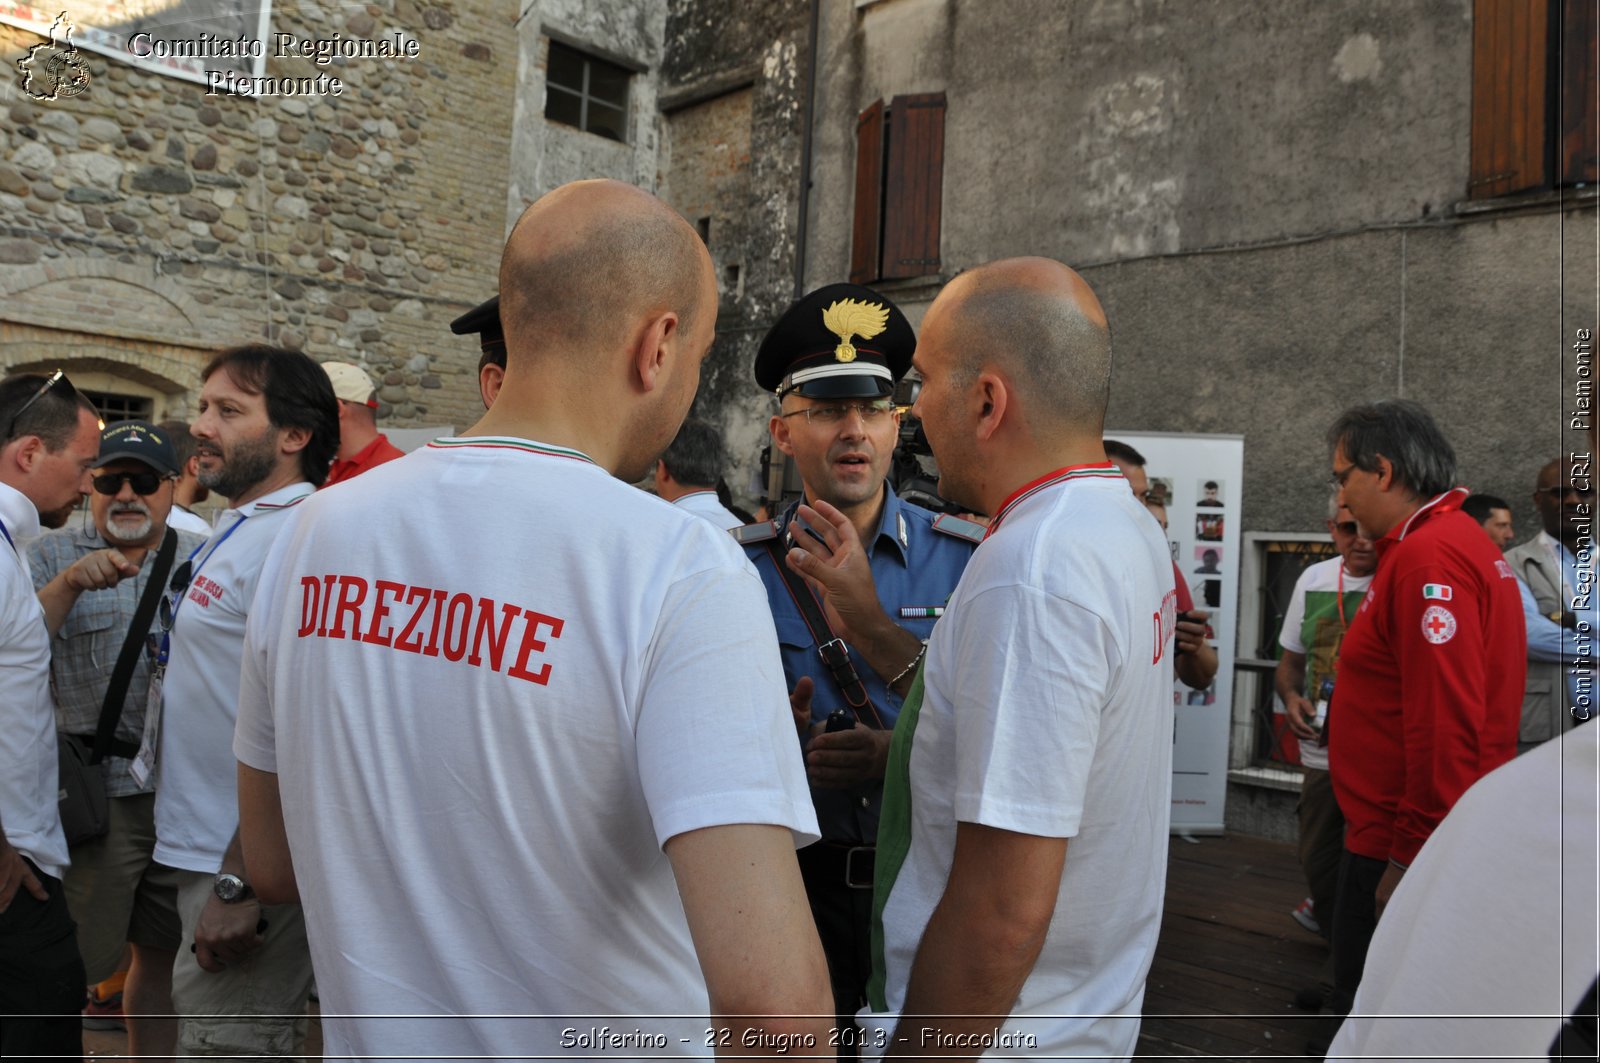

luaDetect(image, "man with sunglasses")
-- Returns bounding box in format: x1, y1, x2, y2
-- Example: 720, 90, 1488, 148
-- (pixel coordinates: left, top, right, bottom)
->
738, 283, 979, 1049
1276, 495, 1376, 1003
1317, 400, 1524, 1051
1505, 458, 1597, 751
0, 369, 100, 1059
29, 420, 205, 1058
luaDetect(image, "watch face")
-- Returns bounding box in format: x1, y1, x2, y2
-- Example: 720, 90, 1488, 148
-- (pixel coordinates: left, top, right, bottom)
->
215, 874, 246, 902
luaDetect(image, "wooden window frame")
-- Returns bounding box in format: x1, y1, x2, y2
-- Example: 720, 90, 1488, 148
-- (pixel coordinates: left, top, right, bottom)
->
850, 93, 946, 284
1470, 0, 1597, 199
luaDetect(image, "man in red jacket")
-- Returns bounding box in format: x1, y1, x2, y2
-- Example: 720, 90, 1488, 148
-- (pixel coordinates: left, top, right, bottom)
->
1321, 400, 1525, 1037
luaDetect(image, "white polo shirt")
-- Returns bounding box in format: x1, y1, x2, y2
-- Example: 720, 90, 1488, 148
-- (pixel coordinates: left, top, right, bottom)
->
154, 481, 312, 873
861, 466, 1176, 1059
0, 481, 68, 879
672, 489, 743, 530
235, 438, 818, 1060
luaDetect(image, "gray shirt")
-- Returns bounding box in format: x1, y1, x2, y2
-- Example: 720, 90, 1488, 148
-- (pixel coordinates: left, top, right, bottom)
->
28, 523, 205, 797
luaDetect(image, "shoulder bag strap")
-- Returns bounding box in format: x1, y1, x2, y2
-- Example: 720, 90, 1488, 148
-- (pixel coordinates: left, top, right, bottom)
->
763, 539, 885, 729
89, 528, 178, 764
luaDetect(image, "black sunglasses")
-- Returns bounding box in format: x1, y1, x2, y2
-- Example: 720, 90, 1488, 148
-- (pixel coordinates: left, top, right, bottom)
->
92, 470, 167, 496
4, 370, 78, 441
1332, 521, 1359, 536
158, 558, 195, 634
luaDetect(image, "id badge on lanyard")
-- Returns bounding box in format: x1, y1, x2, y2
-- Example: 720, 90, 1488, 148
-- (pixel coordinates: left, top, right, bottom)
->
130, 514, 248, 787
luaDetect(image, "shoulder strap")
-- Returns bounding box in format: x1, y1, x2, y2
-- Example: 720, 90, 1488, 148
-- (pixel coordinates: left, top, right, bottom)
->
763, 538, 885, 729
90, 528, 178, 764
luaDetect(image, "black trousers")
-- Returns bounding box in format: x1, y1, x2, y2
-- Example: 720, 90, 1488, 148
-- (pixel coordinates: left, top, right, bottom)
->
797, 843, 875, 1057
1326, 849, 1387, 1018
0, 858, 85, 1063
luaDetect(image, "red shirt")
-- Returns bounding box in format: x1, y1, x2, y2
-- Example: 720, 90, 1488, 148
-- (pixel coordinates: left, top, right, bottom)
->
1329, 488, 1526, 865
324, 434, 405, 487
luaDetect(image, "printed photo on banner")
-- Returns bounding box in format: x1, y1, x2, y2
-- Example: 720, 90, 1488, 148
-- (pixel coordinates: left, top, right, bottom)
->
1196, 513, 1224, 542
1196, 478, 1225, 508
1194, 546, 1222, 574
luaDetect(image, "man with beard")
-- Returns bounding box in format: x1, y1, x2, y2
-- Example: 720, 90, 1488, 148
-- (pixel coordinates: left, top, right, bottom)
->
740, 284, 979, 1049
150, 346, 338, 1059
30, 420, 205, 1058
0, 370, 100, 1059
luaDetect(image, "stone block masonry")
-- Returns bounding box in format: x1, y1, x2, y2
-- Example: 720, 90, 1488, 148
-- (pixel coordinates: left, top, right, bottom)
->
0, 0, 516, 431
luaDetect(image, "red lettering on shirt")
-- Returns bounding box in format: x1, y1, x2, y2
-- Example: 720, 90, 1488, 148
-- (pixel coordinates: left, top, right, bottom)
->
298, 576, 321, 636
298, 574, 567, 685
1152, 588, 1178, 665
440, 592, 473, 662
327, 575, 369, 640
509, 611, 564, 685
361, 580, 405, 647
392, 585, 434, 654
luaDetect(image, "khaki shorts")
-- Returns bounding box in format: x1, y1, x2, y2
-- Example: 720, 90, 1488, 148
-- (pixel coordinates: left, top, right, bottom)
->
62, 791, 182, 982
171, 869, 314, 1059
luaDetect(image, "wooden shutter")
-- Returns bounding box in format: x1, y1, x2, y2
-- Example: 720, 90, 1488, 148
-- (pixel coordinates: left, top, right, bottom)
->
1560, 0, 1598, 184
1469, 0, 1551, 199
880, 93, 945, 279
850, 100, 885, 285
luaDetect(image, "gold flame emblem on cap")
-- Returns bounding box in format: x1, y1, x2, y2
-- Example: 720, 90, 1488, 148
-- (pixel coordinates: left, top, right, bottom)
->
822, 299, 889, 363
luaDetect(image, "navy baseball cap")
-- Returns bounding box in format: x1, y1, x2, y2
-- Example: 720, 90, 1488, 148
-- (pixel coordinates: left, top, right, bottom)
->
94, 420, 179, 476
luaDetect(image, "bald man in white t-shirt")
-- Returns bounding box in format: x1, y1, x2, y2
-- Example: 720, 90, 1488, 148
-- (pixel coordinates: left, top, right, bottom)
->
236, 180, 830, 1061
795, 259, 1175, 1059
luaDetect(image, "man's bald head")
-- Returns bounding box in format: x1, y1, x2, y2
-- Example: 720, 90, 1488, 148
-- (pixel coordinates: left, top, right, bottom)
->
498, 180, 713, 365
934, 257, 1111, 436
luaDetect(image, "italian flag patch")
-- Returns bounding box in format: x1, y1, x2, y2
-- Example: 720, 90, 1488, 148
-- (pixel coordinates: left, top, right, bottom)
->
1422, 583, 1453, 601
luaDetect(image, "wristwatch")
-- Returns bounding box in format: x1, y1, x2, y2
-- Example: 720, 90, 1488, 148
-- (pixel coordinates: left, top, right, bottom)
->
213, 872, 255, 904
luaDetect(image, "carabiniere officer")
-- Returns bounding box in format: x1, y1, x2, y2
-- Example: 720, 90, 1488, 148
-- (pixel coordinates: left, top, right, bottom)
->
735, 283, 981, 1044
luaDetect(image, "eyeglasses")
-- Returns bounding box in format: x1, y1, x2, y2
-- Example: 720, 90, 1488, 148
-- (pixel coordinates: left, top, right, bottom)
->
3, 370, 78, 441
1331, 521, 1359, 536
1537, 484, 1597, 501
779, 399, 897, 426
158, 558, 194, 634
92, 471, 167, 496
1328, 463, 1359, 490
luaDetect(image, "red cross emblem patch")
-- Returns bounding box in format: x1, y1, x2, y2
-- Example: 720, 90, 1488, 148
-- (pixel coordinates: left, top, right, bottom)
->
1421, 604, 1457, 645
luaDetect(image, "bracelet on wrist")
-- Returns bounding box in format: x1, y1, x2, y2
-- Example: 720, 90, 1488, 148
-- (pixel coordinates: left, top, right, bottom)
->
890, 641, 928, 687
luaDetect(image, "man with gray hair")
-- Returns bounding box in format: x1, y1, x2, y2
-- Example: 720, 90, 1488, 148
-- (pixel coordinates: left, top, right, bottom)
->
1318, 399, 1524, 1046
654, 417, 742, 529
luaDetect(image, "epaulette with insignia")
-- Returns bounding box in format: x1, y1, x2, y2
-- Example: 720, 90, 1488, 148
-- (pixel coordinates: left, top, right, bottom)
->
931, 513, 987, 545
731, 520, 780, 546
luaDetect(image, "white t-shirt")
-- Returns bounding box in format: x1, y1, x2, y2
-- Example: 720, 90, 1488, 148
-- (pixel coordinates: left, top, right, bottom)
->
1276, 557, 1372, 771
672, 489, 743, 530
0, 482, 68, 879
860, 468, 1176, 1059
166, 506, 212, 536
234, 438, 819, 1061
1328, 724, 1598, 1061
153, 482, 312, 872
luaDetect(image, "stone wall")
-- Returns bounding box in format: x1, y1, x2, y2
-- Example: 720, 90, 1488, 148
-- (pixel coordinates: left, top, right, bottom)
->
0, 0, 517, 430
660, 0, 810, 501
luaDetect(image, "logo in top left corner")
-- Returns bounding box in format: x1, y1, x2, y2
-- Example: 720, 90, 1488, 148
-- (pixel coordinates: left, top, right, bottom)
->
17, 11, 92, 102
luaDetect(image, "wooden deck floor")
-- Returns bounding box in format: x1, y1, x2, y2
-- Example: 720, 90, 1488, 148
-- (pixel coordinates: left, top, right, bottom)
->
88, 833, 1328, 1060
1139, 832, 1330, 1059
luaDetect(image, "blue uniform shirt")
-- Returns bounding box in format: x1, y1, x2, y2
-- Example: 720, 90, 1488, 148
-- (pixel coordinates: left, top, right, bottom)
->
744, 486, 976, 843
